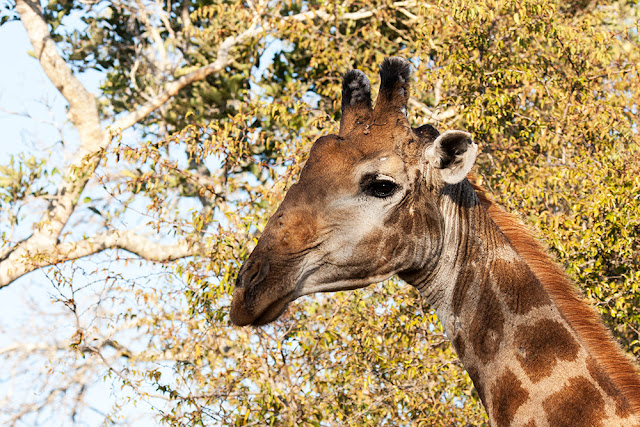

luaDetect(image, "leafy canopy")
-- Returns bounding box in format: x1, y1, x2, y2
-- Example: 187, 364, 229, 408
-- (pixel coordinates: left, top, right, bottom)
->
1, 0, 638, 425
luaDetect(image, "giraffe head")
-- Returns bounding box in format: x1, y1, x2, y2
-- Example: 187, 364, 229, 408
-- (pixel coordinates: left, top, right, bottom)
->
230, 57, 478, 326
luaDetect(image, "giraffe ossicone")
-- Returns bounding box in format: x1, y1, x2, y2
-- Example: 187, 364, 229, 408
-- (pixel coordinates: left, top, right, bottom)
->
230, 57, 640, 426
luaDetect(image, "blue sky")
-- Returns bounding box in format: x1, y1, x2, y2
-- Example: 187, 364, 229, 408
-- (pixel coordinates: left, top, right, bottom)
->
1, 13, 297, 425
0, 20, 161, 426
1, 21, 60, 158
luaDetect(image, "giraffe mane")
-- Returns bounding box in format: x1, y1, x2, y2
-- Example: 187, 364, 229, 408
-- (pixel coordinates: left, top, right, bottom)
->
472, 180, 640, 414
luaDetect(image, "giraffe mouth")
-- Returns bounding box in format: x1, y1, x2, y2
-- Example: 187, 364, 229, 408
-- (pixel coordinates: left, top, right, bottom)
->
249, 266, 322, 325
250, 291, 296, 326
233, 262, 383, 326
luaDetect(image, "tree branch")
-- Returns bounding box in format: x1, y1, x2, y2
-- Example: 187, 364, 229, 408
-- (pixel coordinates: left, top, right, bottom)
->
15, 0, 103, 148
4, 2, 388, 290
16, 0, 106, 246
5, 0, 117, 292
0, 231, 202, 289
408, 98, 458, 123
110, 19, 264, 132
110, 2, 387, 133
5, 1, 214, 290
290, 8, 375, 21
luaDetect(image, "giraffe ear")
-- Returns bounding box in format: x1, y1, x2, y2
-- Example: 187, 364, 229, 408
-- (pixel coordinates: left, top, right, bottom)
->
339, 69, 373, 136
425, 130, 478, 184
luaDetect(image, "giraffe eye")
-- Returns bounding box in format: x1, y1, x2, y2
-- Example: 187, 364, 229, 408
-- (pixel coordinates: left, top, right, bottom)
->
362, 178, 398, 198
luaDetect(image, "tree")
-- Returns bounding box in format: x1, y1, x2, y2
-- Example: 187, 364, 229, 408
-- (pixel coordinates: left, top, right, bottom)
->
0, 0, 638, 425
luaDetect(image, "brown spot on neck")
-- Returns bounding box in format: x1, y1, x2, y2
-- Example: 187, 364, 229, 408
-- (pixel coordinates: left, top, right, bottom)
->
514, 319, 580, 382
543, 376, 605, 427
491, 369, 529, 427
491, 258, 551, 315
470, 285, 504, 364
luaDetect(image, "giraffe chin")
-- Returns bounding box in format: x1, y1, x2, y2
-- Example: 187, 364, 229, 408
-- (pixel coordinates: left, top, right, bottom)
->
250, 280, 369, 326
251, 297, 292, 326
230, 286, 295, 326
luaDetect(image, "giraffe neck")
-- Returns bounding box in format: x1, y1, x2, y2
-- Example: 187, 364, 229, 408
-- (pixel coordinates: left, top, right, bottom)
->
407, 181, 640, 427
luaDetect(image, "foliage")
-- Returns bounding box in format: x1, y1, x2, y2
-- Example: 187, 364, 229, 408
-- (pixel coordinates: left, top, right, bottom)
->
423, 0, 640, 355
0, 0, 638, 425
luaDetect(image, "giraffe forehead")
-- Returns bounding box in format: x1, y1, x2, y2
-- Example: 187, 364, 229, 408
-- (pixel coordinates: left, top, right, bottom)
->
353, 153, 407, 179
301, 135, 407, 188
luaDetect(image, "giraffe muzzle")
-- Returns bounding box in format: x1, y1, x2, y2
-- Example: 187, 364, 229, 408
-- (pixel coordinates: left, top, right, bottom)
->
231, 255, 300, 326
230, 258, 269, 326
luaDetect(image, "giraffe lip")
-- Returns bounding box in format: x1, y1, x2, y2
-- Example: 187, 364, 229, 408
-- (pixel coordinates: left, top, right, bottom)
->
250, 291, 296, 326
234, 264, 319, 326
250, 266, 319, 325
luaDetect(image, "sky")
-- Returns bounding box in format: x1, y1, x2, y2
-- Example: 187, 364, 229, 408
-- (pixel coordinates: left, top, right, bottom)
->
1, 11, 300, 425
0, 20, 160, 426
0, 22, 65, 331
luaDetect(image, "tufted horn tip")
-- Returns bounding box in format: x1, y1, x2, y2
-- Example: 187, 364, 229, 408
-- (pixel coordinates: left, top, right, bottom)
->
339, 69, 373, 135
379, 57, 412, 87
342, 69, 372, 108
374, 57, 412, 119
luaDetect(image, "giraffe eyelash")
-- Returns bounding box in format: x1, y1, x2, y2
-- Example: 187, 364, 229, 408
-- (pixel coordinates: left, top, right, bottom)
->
360, 174, 399, 198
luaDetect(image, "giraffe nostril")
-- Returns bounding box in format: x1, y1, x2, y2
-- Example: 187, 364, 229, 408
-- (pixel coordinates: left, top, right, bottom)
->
248, 264, 261, 284
241, 259, 269, 289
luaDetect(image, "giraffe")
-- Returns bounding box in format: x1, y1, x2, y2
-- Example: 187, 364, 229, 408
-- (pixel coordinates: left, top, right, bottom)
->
229, 57, 640, 426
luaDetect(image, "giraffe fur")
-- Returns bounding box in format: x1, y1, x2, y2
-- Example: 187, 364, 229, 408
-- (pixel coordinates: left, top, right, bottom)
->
230, 57, 640, 426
